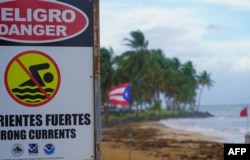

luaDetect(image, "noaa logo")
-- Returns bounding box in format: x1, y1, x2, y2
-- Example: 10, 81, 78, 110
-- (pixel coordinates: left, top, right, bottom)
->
11, 144, 24, 157
44, 143, 55, 155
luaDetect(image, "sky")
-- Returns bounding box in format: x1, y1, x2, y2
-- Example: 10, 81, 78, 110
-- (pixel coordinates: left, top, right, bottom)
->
99, 0, 250, 105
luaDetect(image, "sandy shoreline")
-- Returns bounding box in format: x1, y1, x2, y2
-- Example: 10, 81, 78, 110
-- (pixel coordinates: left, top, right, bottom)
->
102, 121, 224, 160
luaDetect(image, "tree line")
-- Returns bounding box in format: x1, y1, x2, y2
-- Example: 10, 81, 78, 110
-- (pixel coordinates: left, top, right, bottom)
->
100, 30, 214, 112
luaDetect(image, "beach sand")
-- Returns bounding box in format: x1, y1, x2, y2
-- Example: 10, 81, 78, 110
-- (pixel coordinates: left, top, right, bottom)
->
102, 121, 224, 160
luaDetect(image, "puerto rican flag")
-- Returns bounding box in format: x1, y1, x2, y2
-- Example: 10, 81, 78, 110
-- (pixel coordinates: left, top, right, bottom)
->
108, 83, 131, 106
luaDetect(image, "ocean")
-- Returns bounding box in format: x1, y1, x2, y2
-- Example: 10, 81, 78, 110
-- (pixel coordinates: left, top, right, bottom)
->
160, 104, 250, 143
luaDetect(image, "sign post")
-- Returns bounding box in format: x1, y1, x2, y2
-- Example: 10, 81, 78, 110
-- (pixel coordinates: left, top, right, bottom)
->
0, 0, 101, 159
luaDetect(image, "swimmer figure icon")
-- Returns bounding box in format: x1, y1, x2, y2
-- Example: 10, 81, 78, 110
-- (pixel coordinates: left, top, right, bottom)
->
5, 50, 61, 107
19, 63, 54, 87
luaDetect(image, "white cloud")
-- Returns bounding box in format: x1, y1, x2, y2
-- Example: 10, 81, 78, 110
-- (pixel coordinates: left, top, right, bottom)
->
192, 0, 250, 8
100, 5, 207, 54
231, 57, 250, 73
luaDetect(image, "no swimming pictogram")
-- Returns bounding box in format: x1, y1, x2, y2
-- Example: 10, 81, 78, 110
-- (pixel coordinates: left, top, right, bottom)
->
4, 50, 61, 107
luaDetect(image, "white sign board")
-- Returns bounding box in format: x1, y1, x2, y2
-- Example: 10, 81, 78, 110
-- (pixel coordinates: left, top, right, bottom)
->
0, 0, 97, 159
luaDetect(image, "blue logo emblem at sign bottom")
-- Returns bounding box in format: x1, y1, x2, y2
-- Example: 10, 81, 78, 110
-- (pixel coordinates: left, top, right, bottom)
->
29, 143, 38, 155
11, 144, 24, 157
44, 143, 55, 155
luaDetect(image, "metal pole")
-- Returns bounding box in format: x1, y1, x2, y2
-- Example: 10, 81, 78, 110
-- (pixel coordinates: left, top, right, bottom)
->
93, 0, 101, 159
128, 119, 131, 160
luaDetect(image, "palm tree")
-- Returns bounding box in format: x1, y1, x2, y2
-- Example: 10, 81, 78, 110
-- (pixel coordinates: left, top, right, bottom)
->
162, 57, 182, 110
123, 30, 148, 50
121, 30, 150, 116
100, 47, 115, 106
177, 61, 197, 110
196, 71, 214, 110
141, 49, 165, 111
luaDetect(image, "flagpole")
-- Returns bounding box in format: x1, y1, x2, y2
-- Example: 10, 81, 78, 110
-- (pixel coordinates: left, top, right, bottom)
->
128, 103, 132, 160
128, 116, 131, 160
246, 106, 250, 144
247, 106, 249, 134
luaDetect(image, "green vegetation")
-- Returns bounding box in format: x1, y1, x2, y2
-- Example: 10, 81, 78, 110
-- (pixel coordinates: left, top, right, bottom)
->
101, 108, 213, 125
101, 30, 214, 115
102, 109, 181, 124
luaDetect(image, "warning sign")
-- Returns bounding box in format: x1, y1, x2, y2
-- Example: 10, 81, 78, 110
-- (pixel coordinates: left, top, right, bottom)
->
4, 50, 61, 107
